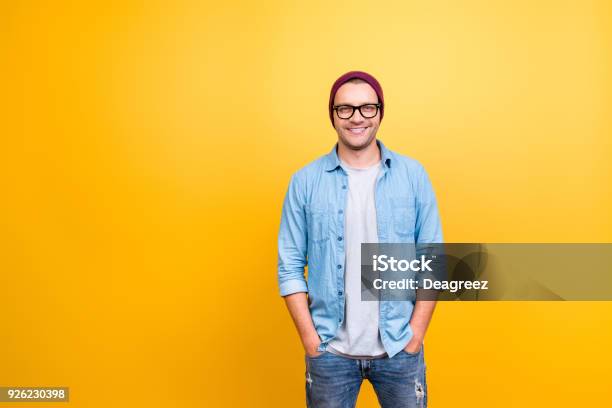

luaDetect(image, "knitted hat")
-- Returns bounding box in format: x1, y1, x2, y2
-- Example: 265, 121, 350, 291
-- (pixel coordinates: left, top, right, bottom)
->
328, 71, 384, 126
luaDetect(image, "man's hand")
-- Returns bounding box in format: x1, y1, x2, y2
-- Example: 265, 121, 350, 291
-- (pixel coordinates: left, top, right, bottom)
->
403, 329, 424, 354
283, 293, 324, 357
404, 300, 437, 354
304, 335, 323, 358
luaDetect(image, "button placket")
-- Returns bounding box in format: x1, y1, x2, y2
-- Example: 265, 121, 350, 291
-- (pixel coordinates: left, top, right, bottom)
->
336, 172, 348, 322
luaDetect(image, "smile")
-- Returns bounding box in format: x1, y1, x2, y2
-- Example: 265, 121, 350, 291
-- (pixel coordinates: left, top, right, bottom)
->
347, 127, 368, 135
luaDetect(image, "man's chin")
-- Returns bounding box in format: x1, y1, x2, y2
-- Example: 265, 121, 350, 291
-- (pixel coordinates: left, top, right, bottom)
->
340, 134, 376, 151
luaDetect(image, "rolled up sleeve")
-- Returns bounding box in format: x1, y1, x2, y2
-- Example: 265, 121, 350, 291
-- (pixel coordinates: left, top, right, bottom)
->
277, 174, 308, 296
415, 164, 443, 244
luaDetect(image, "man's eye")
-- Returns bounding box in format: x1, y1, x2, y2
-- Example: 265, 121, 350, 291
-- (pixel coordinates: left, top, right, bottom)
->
361, 105, 376, 113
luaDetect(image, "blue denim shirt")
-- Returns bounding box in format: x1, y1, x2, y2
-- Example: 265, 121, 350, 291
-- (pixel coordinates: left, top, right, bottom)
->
277, 140, 443, 358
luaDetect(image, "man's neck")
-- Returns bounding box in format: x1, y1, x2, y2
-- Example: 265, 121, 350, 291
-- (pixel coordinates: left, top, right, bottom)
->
337, 139, 381, 169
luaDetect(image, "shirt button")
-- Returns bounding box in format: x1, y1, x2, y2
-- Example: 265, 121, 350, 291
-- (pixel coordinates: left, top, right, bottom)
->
337, 264, 342, 269
338, 209, 343, 214
342, 185, 347, 189
338, 291, 343, 296
337, 236, 343, 241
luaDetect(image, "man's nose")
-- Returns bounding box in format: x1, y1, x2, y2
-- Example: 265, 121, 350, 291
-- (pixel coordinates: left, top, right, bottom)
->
350, 108, 365, 122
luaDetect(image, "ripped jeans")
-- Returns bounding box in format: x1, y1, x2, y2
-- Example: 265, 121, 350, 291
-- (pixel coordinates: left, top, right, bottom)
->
305, 346, 427, 408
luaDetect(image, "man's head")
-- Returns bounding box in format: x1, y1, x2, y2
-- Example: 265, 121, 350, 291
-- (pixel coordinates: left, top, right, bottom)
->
329, 71, 384, 151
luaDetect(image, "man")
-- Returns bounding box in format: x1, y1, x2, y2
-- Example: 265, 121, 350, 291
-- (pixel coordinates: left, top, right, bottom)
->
277, 71, 443, 408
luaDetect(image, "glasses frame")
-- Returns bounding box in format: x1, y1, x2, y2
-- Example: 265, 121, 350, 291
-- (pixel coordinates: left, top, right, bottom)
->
333, 103, 382, 120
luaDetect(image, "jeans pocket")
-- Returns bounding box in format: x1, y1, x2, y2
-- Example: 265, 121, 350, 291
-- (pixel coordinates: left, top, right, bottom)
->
401, 348, 421, 356
401, 342, 423, 356
305, 350, 328, 360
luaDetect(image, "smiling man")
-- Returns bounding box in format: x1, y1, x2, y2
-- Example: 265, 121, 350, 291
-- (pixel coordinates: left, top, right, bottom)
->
278, 71, 443, 408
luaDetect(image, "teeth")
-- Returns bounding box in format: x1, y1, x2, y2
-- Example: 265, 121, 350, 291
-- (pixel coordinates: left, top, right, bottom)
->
349, 127, 366, 134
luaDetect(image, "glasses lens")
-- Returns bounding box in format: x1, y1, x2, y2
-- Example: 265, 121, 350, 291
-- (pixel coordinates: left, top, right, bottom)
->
360, 104, 378, 118
336, 106, 354, 119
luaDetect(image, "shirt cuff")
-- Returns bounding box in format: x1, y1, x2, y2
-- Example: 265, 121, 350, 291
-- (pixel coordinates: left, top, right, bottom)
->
279, 279, 309, 297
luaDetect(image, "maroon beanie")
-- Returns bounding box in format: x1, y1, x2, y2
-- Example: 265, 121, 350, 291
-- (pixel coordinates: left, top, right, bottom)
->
328, 71, 384, 126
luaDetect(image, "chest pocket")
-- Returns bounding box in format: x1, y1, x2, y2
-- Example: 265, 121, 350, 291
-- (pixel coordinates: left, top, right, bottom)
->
391, 196, 416, 237
306, 205, 329, 245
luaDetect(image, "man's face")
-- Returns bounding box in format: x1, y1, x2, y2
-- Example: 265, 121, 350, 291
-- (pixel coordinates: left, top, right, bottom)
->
333, 82, 381, 151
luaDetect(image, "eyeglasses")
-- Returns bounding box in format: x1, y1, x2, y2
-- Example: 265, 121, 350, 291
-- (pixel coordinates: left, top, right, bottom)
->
333, 103, 381, 119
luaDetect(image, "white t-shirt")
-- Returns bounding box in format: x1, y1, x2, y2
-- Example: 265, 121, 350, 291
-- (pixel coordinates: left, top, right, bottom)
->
327, 160, 387, 358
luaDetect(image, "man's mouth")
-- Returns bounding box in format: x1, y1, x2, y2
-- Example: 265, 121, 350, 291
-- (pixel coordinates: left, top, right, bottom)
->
347, 127, 368, 135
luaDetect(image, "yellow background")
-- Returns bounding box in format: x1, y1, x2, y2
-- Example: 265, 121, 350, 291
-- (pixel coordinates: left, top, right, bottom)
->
2, 0, 611, 406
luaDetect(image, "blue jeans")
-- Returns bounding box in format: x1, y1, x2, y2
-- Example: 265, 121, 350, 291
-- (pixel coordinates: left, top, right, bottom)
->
305, 347, 427, 408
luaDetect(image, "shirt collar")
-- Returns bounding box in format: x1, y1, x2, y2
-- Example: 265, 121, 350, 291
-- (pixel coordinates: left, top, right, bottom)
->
324, 139, 392, 172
